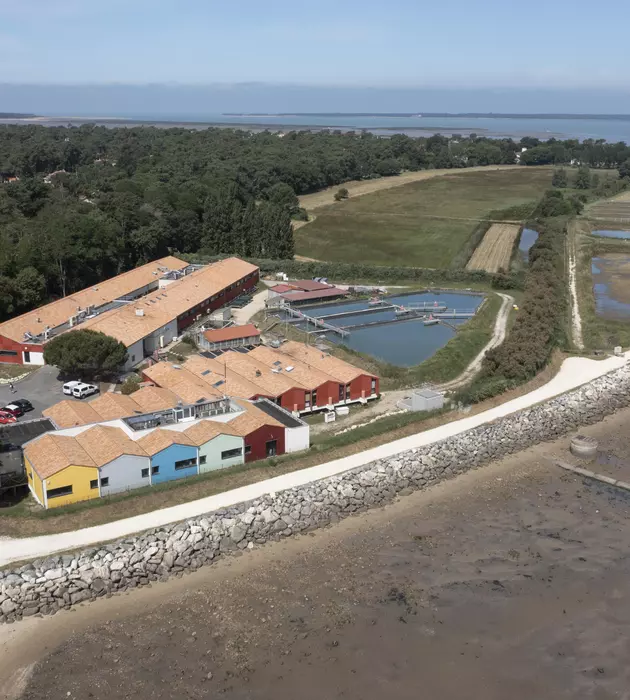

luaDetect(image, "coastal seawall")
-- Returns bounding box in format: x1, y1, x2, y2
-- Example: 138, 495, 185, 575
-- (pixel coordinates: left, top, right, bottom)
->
2, 363, 630, 623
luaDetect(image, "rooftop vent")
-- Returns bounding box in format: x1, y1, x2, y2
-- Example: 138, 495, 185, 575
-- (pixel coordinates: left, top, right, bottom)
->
255, 370, 262, 377
135, 309, 144, 317
172, 364, 181, 370
285, 366, 294, 372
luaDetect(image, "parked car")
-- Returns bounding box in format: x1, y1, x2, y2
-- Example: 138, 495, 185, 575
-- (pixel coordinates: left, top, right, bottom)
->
11, 398, 34, 413
63, 380, 81, 395
2, 404, 24, 418
71, 383, 99, 399
0, 411, 17, 424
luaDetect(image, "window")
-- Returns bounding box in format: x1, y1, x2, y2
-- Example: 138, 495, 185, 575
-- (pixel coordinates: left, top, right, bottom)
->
174, 457, 197, 470
131, 355, 135, 362
141, 468, 149, 478
371, 378, 377, 394
0, 350, 17, 357
100, 477, 109, 487
199, 456, 207, 465
312, 389, 318, 405
90, 479, 99, 490
305, 392, 311, 408
23, 351, 30, 363
152, 466, 160, 475
245, 445, 252, 455
338, 385, 344, 402
266, 440, 277, 457
221, 447, 243, 460
47, 485, 73, 499
345, 384, 351, 399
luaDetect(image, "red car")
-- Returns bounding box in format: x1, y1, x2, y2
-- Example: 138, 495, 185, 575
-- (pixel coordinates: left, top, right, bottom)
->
1, 404, 23, 418
0, 411, 17, 424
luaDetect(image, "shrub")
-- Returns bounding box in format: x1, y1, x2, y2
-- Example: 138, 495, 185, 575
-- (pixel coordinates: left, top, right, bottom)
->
120, 375, 141, 395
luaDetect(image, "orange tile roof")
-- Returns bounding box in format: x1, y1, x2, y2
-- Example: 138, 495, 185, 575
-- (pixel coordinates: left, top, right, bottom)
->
75, 425, 148, 467
183, 355, 262, 400
24, 433, 96, 479
42, 400, 103, 429
184, 419, 241, 446
131, 386, 180, 413
82, 257, 258, 347
203, 324, 260, 343
221, 351, 298, 396
137, 428, 196, 456
88, 393, 142, 421
248, 345, 337, 390
280, 341, 374, 384
0, 256, 188, 344
226, 400, 283, 437
142, 362, 223, 404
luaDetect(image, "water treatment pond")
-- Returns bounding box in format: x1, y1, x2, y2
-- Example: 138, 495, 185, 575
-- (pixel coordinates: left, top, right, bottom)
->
592, 255, 630, 319
592, 230, 630, 240
295, 291, 484, 367
518, 228, 539, 261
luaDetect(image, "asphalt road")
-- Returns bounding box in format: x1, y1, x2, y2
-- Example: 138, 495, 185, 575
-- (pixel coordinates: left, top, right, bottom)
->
0, 365, 67, 419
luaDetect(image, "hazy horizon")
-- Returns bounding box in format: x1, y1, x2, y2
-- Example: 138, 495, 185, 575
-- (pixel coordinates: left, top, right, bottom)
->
3, 84, 630, 118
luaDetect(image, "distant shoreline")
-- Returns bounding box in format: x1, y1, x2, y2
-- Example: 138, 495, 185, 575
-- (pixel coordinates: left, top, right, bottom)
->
223, 112, 630, 121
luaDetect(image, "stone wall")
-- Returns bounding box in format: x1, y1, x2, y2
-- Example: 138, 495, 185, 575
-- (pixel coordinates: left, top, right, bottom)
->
2, 365, 630, 623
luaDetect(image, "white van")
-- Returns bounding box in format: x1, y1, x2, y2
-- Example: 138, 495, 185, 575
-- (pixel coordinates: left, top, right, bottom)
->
71, 383, 99, 399
62, 380, 81, 395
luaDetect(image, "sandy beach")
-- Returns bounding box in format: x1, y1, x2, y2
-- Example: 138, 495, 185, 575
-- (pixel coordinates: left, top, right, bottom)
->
3, 407, 630, 699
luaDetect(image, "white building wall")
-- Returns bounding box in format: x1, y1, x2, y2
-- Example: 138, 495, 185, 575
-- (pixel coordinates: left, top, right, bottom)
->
99, 454, 151, 496
142, 318, 178, 355
284, 424, 310, 453
124, 339, 145, 370
23, 351, 45, 365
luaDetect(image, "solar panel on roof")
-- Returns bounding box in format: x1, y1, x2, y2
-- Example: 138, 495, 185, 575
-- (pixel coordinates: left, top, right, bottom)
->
273, 360, 282, 366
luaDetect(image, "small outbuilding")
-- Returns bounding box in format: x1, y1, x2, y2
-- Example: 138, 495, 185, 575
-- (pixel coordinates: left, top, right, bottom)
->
408, 388, 444, 412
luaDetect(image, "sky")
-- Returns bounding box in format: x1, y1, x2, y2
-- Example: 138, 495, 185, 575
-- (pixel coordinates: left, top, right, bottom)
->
1, 0, 630, 113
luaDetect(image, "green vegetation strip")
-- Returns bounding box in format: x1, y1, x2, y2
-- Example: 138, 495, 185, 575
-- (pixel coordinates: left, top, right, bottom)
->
188, 253, 507, 288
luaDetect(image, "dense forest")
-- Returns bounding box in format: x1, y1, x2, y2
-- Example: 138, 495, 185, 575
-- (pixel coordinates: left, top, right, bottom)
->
0, 124, 629, 322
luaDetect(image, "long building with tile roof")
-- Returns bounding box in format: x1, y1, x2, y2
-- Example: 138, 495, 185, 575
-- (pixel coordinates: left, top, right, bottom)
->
0, 256, 259, 369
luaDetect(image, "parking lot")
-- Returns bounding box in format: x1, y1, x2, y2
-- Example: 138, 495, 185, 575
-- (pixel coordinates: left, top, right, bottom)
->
0, 365, 75, 419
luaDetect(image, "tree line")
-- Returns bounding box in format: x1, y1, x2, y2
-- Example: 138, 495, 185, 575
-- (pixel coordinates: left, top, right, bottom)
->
0, 124, 629, 324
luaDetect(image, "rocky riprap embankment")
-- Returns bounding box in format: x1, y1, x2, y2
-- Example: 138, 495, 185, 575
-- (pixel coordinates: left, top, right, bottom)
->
2, 364, 630, 623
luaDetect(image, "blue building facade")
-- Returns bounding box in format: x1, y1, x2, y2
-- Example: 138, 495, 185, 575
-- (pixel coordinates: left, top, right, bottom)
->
148, 443, 199, 485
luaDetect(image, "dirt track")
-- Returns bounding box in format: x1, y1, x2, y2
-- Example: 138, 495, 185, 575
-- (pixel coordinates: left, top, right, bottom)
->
5, 408, 630, 700
438, 292, 514, 391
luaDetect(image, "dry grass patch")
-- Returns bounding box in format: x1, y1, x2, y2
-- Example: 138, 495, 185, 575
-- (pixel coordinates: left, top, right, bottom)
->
467, 223, 521, 273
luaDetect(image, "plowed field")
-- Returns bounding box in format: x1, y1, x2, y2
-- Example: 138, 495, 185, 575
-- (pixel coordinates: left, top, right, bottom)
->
466, 223, 521, 273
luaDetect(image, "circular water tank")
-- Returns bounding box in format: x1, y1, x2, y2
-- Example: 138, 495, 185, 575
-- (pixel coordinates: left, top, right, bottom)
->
570, 434, 598, 459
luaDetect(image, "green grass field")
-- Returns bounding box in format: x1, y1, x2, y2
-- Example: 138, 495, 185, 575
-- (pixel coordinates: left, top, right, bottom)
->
296, 168, 551, 268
